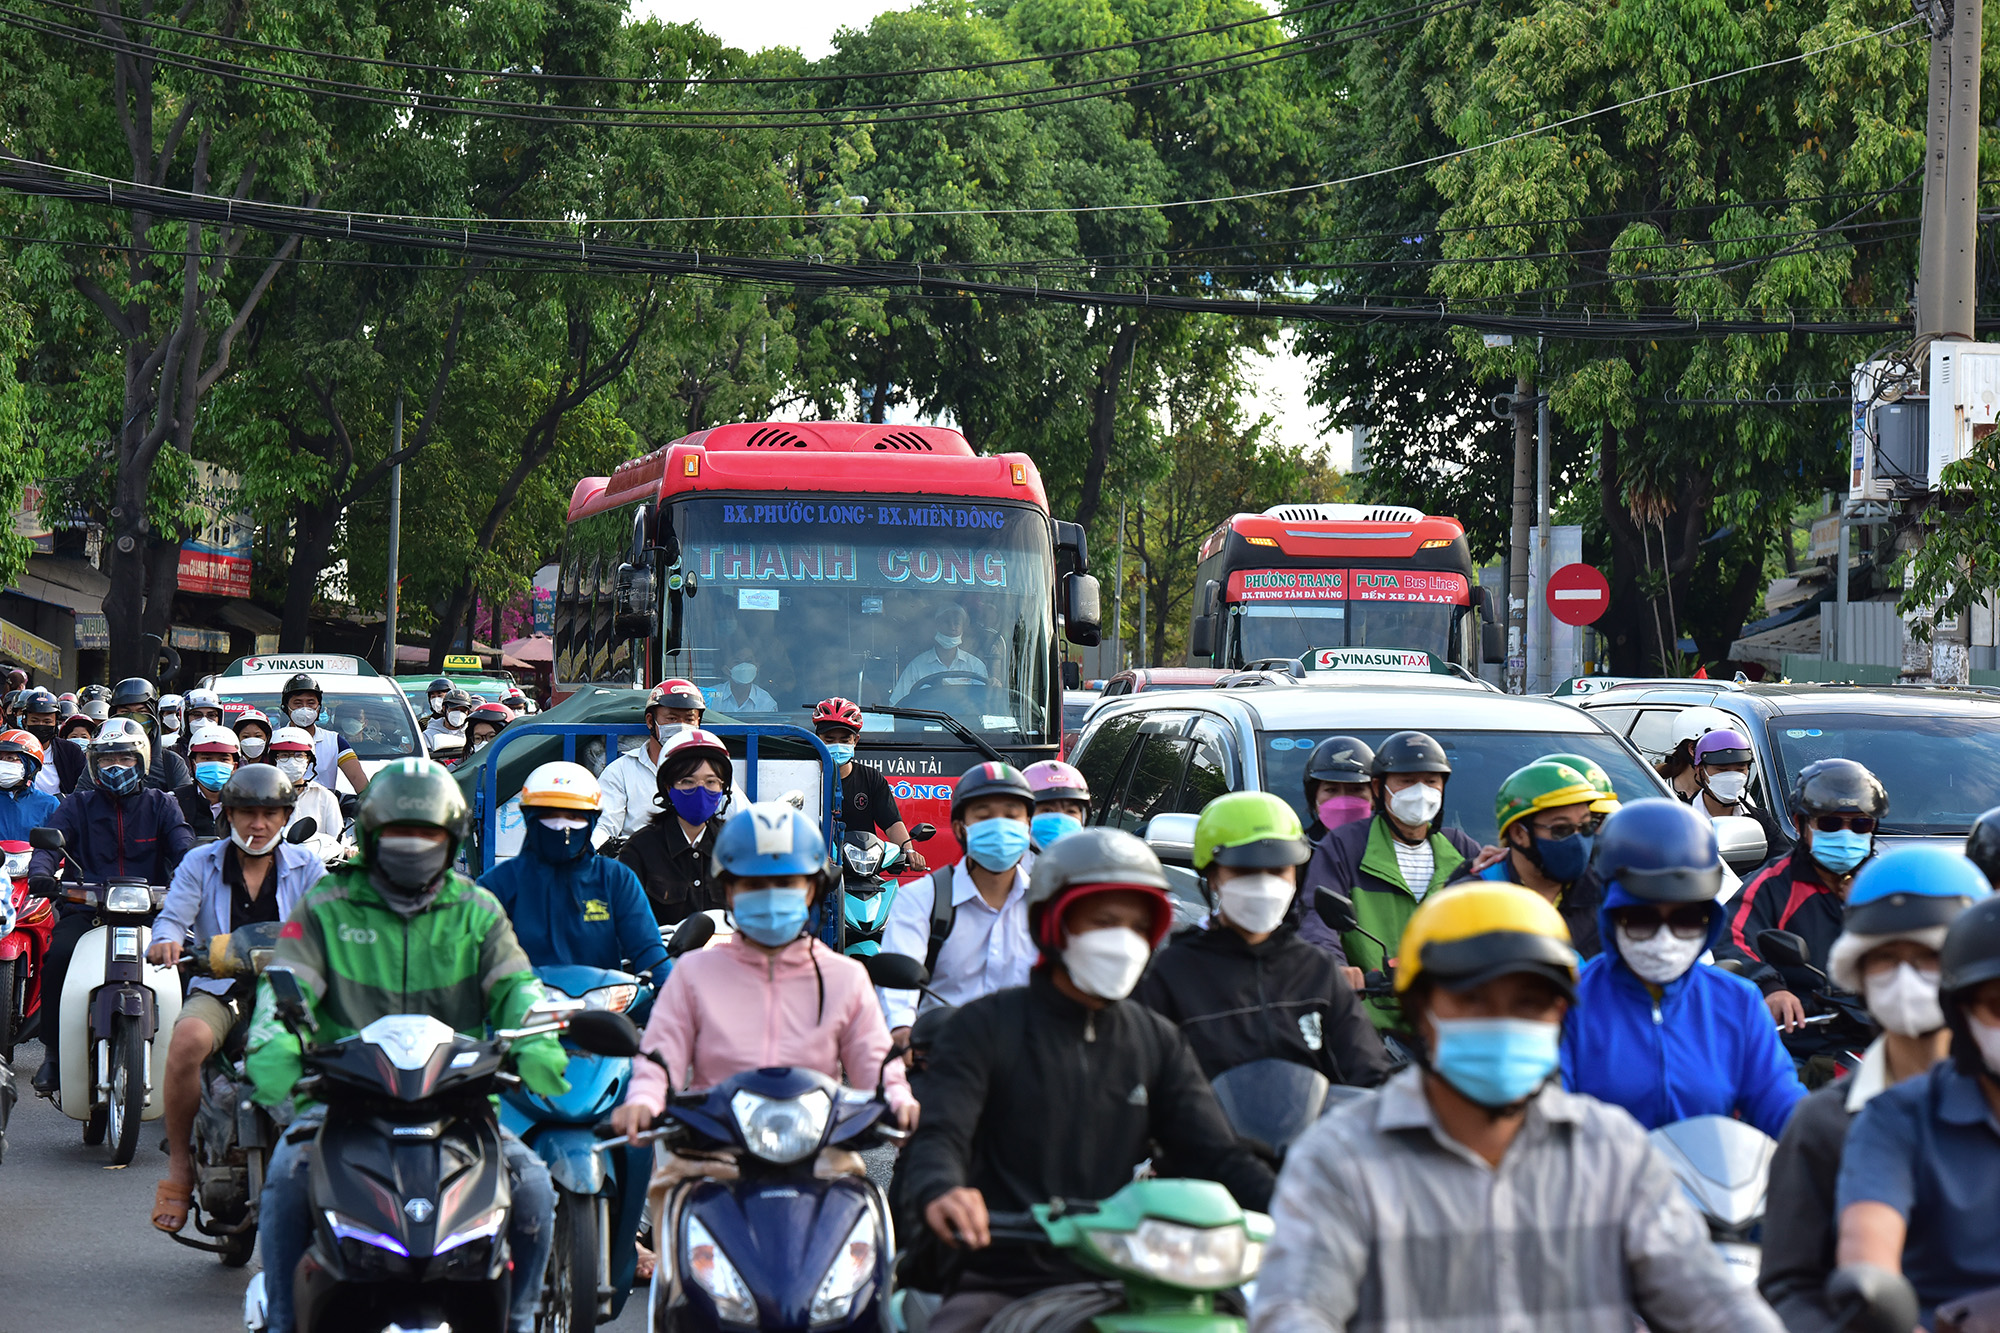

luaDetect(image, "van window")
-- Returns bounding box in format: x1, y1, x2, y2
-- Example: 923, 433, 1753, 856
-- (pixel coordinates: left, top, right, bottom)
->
1074, 712, 1146, 824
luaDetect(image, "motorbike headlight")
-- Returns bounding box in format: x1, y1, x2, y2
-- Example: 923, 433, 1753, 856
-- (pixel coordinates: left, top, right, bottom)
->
435, 1208, 506, 1254
1085, 1220, 1262, 1290
105, 883, 154, 914
810, 1211, 879, 1325
583, 983, 638, 1013
730, 1088, 831, 1164
842, 842, 883, 876
685, 1215, 758, 1323
325, 1209, 410, 1257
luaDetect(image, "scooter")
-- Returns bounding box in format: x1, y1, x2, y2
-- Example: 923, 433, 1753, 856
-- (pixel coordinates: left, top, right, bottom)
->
1755, 928, 1874, 1083
1210, 1059, 1331, 1158
1313, 887, 1419, 1073
1648, 1115, 1777, 1288
0, 836, 56, 1061
27, 826, 182, 1165
838, 824, 935, 958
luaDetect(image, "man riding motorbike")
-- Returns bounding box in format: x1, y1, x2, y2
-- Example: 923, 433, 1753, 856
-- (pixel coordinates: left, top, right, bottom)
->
1479, 760, 1609, 957
174, 724, 241, 837
25, 717, 196, 1096
593, 679, 709, 850
263, 727, 345, 851
0, 728, 58, 840
818, 696, 929, 868
1759, 844, 1988, 1333
101, 677, 191, 792
1690, 728, 1793, 859
1560, 799, 1805, 1137
277, 672, 370, 794
244, 757, 566, 1333
145, 765, 324, 1235
16, 688, 63, 798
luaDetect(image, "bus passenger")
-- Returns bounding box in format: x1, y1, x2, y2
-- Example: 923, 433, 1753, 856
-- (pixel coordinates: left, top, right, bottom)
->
891, 605, 988, 703
705, 639, 779, 714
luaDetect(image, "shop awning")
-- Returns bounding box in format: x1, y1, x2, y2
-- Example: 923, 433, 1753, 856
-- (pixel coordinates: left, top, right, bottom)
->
10, 555, 107, 615
501, 634, 553, 664
212, 599, 283, 635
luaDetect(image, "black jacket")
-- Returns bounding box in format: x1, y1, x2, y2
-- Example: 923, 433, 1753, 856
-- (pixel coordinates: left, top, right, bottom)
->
175, 783, 221, 838
618, 814, 722, 926
897, 972, 1274, 1284
1132, 924, 1391, 1087
53, 740, 189, 796
1758, 1077, 1855, 1333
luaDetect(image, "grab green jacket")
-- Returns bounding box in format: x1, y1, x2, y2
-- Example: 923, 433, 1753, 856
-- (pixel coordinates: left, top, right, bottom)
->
245, 864, 557, 1106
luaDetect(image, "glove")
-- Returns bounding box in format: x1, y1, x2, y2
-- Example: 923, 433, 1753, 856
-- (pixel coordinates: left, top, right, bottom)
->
27, 874, 59, 899
514, 1038, 570, 1097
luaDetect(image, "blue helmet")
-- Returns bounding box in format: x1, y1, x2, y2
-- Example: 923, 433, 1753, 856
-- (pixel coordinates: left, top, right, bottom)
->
1590, 798, 1722, 903
710, 801, 831, 884
1829, 845, 1991, 991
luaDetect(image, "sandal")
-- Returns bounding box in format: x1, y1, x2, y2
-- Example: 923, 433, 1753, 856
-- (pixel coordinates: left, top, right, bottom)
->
634, 1241, 657, 1282
152, 1179, 193, 1234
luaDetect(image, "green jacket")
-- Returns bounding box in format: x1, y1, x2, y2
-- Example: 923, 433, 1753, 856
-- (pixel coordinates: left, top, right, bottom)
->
246, 864, 557, 1106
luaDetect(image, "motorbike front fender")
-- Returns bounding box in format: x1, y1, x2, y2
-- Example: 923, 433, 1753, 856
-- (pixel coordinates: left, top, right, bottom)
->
0, 930, 25, 961
536, 1126, 606, 1195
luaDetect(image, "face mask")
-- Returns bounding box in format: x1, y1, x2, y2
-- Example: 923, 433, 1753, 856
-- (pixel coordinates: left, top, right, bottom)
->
0, 760, 22, 790
1218, 872, 1294, 935
1704, 772, 1749, 805
1864, 961, 1945, 1037
288, 706, 319, 728
1031, 811, 1081, 848
445, 709, 467, 727
471, 739, 489, 753
430, 697, 446, 715
1969, 1015, 2000, 1078
229, 823, 281, 857
1430, 1016, 1562, 1108
238, 736, 267, 759
1318, 794, 1371, 829
1531, 832, 1593, 884
669, 785, 728, 826
160, 718, 180, 736
732, 887, 810, 947
1387, 783, 1443, 828
963, 817, 1031, 873
730, 662, 759, 685
1810, 828, 1872, 874
824, 742, 855, 767
1061, 926, 1152, 1000
275, 756, 311, 782
1615, 923, 1706, 985
525, 812, 597, 863
195, 761, 234, 791
68, 734, 90, 749
935, 633, 963, 652
654, 722, 680, 745
25, 723, 55, 745
98, 762, 142, 797
373, 833, 450, 891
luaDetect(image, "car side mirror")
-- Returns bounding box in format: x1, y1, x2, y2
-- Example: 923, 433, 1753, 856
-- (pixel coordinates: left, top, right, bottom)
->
1825, 1265, 1919, 1333
1065, 573, 1102, 647
1712, 815, 1768, 873
909, 823, 936, 842
566, 1009, 643, 1059
287, 817, 319, 844
28, 827, 64, 852
1189, 615, 1215, 660
1316, 887, 1360, 934
1143, 812, 1199, 866
1482, 621, 1507, 665
667, 913, 716, 958
1061, 660, 1082, 690
864, 952, 930, 991
1756, 928, 1813, 971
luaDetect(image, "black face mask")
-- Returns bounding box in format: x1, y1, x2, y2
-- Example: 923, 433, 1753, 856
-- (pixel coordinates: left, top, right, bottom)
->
25, 724, 57, 745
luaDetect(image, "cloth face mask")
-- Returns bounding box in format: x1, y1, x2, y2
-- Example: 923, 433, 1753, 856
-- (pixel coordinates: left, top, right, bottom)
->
669, 785, 728, 826
1317, 794, 1372, 829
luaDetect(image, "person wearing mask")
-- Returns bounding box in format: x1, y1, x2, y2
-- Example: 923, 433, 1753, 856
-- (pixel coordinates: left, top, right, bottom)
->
595, 680, 706, 851
1758, 845, 1987, 1333
17, 688, 63, 799
52, 702, 101, 794
1835, 893, 2000, 1326
1659, 706, 1739, 798
890, 605, 989, 704
462, 702, 511, 757
1301, 735, 1375, 842
878, 763, 1038, 1053
1135, 792, 1390, 1089
422, 686, 475, 747
265, 727, 347, 851
704, 641, 779, 714
1021, 758, 1090, 852
817, 696, 928, 868
1560, 799, 1805, 1137
181, 686, 225, 736
619, 726, 734, 925
1299, 731, 1482, 1016
1689, 728, 1793, 859
424, 676, 453, 721
232, 707, 273, 762
25, 718, 196, 1096
1478, 760, 1609, 957
277, 673, 370, 794
1253, 882, 1781, 1333
1719, 759, 1887, 1041
106, 677, 192, 791
174, 724, 242, 837
0, 729, 59, 841
243, 757, 565, 1333
144, 765, 322, 1235
157, 693, 185, 753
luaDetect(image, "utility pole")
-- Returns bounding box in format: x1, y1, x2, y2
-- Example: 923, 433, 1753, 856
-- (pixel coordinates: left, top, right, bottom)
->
1110, 501, 1126, 676
1506, 372, 1533, 694
1136, 559, 1149, 671
1535, 346, 1554, 693
382, 393, 403, 677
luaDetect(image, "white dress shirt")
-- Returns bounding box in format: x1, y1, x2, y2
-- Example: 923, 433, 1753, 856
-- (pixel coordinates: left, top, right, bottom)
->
878, 857, 1036, 1030
889, 648, 989, 704
703, 682, 779, 714
596, 743, 665, 846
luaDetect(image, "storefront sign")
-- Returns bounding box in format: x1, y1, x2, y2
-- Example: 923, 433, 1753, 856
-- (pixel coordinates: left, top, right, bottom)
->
169, 625, 232, 653
177, 462, 254, 597
74, 614, 109, 651
0, 618, 61, 676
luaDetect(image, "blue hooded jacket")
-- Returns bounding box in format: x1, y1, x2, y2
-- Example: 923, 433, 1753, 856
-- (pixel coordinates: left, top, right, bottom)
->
0, 782, 59, 842
1560, 881, 1805, 1138
480, 818, 669, 977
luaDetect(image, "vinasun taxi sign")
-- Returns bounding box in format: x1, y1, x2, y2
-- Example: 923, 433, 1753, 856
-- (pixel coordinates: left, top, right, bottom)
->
1308, 647, 1443, 674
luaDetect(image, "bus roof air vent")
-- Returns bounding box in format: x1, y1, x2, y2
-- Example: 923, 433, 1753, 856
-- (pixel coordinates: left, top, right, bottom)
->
1261, 503, 1426, 523
744, 425, 812, 449
874, 431, 936, 452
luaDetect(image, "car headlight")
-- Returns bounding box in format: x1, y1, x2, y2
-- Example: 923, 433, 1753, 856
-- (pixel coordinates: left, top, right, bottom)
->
325, 1209, 410, 1257
583, 983, 638, 1013
685, 1215, 758, 1323
435, 1208, 506, 1254
810, 1211, 879, 1325
105, 883, 154, 914
731, 1088, 831, 1164
1085, 1219, 1262, 1290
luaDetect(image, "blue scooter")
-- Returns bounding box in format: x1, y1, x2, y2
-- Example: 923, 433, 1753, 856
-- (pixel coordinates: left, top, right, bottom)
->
838, 824, 934, 958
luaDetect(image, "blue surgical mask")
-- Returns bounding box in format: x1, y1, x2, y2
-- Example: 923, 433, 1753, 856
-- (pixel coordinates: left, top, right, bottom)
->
963, 817, 1031, 873
824, 743, 856, 767
669, 785, 728, 826
1810, 827, 1872, 874
195, 761, 234, 792
732, 887, 810, 947
1532, 832, 1593, 883
1031, 812, 1081, 848
1430, 1016, 1562, 1108
525, 812, 598, 863
98, 762, 142, 797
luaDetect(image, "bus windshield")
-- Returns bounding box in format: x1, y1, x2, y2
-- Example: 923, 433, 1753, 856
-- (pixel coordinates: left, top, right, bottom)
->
667, 496, 1053, 738
1235, 601, 1459, 663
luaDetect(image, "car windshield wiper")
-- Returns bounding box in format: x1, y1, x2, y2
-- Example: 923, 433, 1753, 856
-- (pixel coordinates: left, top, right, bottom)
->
867, 706, 1007, 763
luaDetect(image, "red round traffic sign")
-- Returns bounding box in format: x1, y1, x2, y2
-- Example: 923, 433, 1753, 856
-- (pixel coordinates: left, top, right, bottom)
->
1546, 562, 1610, 626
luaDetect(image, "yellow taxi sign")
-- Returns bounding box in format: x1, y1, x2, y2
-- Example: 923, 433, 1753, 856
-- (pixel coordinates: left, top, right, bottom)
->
443, 654, 483, 671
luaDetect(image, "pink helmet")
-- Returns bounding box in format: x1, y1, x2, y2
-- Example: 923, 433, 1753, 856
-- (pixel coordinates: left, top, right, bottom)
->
1022, 759, 1089, 804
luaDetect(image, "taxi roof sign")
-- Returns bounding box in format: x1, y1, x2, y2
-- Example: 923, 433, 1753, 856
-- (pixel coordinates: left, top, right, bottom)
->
222, 653, 377, 678
443, 654, 483, 671
1306, 647, 1445, 674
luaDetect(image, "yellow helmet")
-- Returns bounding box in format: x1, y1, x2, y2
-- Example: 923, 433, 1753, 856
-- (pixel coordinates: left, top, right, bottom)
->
1394, 882, 1577, 997
519, 760, 602, 812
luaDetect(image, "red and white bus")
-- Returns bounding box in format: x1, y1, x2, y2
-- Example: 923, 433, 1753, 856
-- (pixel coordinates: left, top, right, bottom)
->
554, 421, 1099, 852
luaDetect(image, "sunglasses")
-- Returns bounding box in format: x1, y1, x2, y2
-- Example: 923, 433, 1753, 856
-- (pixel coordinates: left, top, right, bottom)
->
1529, 816, 1602, 841
1611, 904, 1712, 941
1809, 815, 1877, 834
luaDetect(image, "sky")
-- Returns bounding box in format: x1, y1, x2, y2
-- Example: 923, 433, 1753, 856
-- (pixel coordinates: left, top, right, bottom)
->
628, 0, 1344, 466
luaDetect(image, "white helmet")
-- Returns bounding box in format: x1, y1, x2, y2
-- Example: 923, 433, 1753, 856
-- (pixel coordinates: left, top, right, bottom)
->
183, 687, 223, 719
159, 694, 184, 721
269, 726, 319, 779
519, 760, 602, 812
186, 723, 240, 754
1669, 706, 1739, 750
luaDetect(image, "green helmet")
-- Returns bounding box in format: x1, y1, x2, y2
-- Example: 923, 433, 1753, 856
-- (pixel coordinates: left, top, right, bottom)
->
1494, 761, 1601, 838
1193, 791, 1311, 871
356, 756, 470, 859
1540, 752, 1621, 814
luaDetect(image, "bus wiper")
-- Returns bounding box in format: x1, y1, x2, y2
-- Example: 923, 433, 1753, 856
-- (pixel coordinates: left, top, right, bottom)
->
869, 706, 1008, 764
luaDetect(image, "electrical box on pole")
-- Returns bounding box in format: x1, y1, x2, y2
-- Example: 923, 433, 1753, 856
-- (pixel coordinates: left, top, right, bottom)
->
1848, 361, 1928, 505
1926, 340, 2000, 488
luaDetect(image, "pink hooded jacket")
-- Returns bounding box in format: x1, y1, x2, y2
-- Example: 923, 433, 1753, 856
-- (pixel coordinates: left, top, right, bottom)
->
627, 933, 914, 1118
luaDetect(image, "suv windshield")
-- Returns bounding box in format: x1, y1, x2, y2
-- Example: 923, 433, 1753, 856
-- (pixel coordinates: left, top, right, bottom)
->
1765, 712, 2000, 835
1256, 727, 1657, 844
217, 687, 420, 761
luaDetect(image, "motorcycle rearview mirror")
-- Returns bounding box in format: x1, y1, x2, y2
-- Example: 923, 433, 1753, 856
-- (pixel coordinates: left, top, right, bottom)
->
864, 952, 931, 991
1825, 1265, 1919, 1333
1756, 929, 1814, 972
566, 1009, 643, 1059
266, 968, 317, 1035
910, 823, 936, 842
287, 817, 319, 844
28, 826, 64, 852
667, 913, 715, 958
1315, 887, 1360, 935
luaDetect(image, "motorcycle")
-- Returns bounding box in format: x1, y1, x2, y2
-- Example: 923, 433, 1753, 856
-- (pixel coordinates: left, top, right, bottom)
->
27, 826, 182, 1165
1210, 1059, 1331, 1159
0, 835, 57, 1061
1313, 887, 1419, 1073
837, 824, 934, 958
1755, 928, 1874, 1083
1647, 1115, 1777, 1288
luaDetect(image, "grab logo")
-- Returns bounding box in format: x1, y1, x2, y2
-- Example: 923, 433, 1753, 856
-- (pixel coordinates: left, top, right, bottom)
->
337, 924, 379, 945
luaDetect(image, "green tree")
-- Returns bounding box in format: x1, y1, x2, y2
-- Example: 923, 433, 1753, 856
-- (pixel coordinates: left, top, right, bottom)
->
0, 273, 37, 589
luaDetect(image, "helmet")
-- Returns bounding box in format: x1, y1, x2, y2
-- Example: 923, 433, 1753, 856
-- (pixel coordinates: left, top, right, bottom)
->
109, 677, 158, 714
88, 716, 152, 787
219, 763, 299, 810
1940, 895, 2000, 999
1193, 791, 1311, 871
442, 688, 475, 712
232, 708, 272, 736
951, 761, 1036, 820
1829, 846, 1991, 991
79, 683, 111, 705
1022, 759, 1090, 805
183, 687, 223, 720
1537, 752, 1621, 814
56, 698, 77, 719
709, 801, 830, 882
1494, 761, 1601, 839
1693, 728, 1755, 768
648, 678, 704, 716
1591, 799, 1722, 903
79, 699, 109, 723
428, 677, 453, 695
812, 697, 864, 731
1370, 731, 1451, 777
1967, 807, 2000, 886
159, 693, 184, 717
1669, 706, 1738, 750
186, 724, 240, 755
282, 673, 322, 703
1393, 881, 1577, 997
1790, 757, 1889, 819
1024, 827, 1173, 950
659, 726, 731, 771
19, 688, 59, 718
501, 688, 529, 711
357, 756, 470, 857
520, 760, 602, 811
269, 726, 316, 754
59, 709, 96, 739
466, 702, 511, 732
0, 728, 45, 774
1305, 736, 1375, 787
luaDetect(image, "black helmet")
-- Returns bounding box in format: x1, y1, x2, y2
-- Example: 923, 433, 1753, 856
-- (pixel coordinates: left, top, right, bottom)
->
1370, 731, 1451, 777
1938, 896, 2000, 1076
950, 761, 1036, 820
110, 677, 158, 714
428, 677, 453, 694
1306, 735, 1375, 787
79, 683, 111, 705
219, 764, 299, 810
1790, 758, 1888, 819
20, 688, 59, 717
281, 672, 322, 703
1967, 807, 2000, 887
356, 756, 470, 857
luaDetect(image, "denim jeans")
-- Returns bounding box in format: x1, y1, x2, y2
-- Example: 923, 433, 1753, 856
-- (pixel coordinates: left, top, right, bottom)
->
259, 1107, 555, 1333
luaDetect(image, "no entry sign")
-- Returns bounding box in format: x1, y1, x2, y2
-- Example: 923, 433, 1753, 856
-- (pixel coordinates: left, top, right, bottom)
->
1546, 563, 1610, 626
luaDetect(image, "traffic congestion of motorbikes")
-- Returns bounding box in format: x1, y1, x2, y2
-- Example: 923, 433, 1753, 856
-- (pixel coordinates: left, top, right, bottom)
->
2, 661, 1998, 1333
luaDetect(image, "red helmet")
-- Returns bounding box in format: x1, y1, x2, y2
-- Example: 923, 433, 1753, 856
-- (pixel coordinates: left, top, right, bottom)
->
812, 697, 864, 731
648, 678, 704, 716
467, 702, 512, 731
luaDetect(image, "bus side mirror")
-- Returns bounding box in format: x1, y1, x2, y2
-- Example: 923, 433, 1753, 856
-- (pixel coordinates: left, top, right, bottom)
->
614, 559, 658, 641
1065, 573, 1102, 647
1202, 579, 1221, 618
1482, 622, 1507, 665
1189, 616, 1214, 660
1054, 521, 1090, 576
1062, 660, 1082, 690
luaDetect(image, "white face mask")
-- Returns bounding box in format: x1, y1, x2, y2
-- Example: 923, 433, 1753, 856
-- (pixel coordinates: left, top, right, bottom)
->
0, 759, 23, 790
238, 736, 267, 758
430, 697, 446, 715
935, 633, 963, 652
1387, 783, 1443, 828
1705, 771, 1749, 804
1970, 1015, 2000, 1077
1864, 961, 1946, 1037
1615, 924, 1707, 985
729, 662, 759, 685
276, 755, 311, 782
445, 709, 467, 727
229, 824, 281, 857
1217, 872, 1294, 935
289, 706, 319, 728
537, 814, 591, 831
1060, 926, 1152, 1001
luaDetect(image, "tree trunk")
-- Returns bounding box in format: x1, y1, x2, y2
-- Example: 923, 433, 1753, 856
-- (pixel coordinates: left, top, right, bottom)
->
280, 501, 342, 651
1073, 322, 1141, 529
1597, 420, 1652, 676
